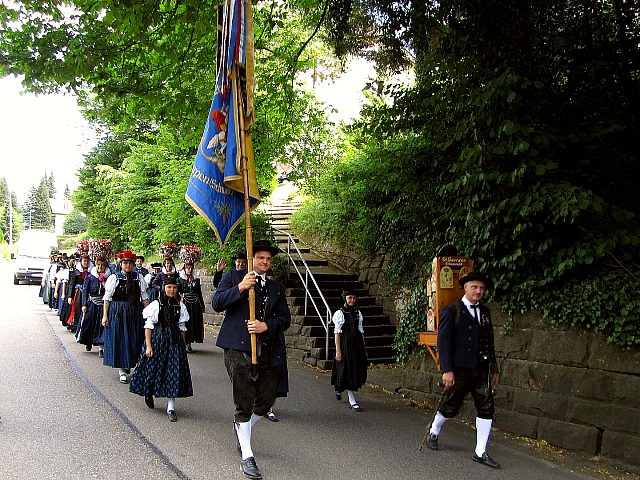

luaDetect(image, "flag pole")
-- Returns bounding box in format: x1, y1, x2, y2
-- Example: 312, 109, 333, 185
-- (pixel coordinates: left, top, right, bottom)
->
235, 65, 259, 379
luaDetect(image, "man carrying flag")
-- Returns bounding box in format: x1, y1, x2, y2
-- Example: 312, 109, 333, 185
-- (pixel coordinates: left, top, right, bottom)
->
186, 0, 290, 478
213, 240, 290, 479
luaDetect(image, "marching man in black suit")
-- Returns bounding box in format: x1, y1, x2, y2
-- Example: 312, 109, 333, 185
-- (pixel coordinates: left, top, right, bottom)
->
212, 240, 291, 480
426, 271, 501, 469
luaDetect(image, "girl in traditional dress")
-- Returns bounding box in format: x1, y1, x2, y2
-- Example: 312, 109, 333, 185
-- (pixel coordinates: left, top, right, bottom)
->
130, 275, 193, 422
177, 246, 205, 353
102, 250, 150, 384
78, 257, 111, 357
151, 243, 180, 292
67, 254, 91, 332
56, 257, 76, 325
331, 289, 368, 412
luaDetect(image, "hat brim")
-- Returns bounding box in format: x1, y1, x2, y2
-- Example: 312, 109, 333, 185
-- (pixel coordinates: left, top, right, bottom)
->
252, 246, 280, 256
459, 272, 491, 288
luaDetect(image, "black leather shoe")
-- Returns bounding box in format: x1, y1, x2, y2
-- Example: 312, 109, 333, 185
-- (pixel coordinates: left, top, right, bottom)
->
85, 344, 92, 352
349, 404, 364, 412
335, 392, 341, 401
145, 395, 154, 409
167, 410, 178, 422
240, 456, 262, 479
426, 433, 439, 451
98, 349, 104, 358
473, 452, 500, 469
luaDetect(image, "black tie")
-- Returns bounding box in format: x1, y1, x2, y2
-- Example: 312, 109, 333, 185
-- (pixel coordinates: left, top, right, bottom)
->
471, 304, 480, 323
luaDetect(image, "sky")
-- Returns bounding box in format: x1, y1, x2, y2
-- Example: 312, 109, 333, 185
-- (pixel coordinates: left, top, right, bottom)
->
311, 57, 376, 123
0, 59, 375, 205
0, 75, 97, 205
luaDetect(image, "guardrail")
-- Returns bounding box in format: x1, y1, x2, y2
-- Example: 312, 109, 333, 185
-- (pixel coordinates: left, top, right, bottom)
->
273, 228, 332, 360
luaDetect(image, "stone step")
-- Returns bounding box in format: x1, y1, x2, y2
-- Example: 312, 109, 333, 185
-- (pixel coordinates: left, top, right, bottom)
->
262, 187, 395, 369
300, 334, 393, 348
288, 271, 359, 282
301, 324, 396, 337
274, 235, 300, 244
291, 258, 328, 267
277, 244, 311, 254
287, 293, 378, 307
291, 312, 390, 325
286, 287, 370, 299
289, 303, 384, 317
310, 345, 395, 360
266, 203, 299, 209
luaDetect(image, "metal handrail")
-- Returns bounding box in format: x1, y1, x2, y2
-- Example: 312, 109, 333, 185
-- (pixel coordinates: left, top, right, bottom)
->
273, 228, 332, 360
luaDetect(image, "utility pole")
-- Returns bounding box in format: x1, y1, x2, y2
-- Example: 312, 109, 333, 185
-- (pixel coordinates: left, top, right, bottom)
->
8, 189, 12, 246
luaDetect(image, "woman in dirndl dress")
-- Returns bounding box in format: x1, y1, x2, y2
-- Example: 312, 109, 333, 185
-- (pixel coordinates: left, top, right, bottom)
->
78, 257, 111, 357
151, 243, 180, 292
177, 246, 205, 353
57, 257, 76, 326
331, 289, 368, 412
102, 250, 149, 384
129, 275, 193, 422
67, 254, 91, 331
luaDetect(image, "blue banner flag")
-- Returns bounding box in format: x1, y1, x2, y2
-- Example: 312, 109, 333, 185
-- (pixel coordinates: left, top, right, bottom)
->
186, 0, 259, 247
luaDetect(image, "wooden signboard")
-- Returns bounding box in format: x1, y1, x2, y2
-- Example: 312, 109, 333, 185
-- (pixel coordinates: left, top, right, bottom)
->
417, 255, 474, 367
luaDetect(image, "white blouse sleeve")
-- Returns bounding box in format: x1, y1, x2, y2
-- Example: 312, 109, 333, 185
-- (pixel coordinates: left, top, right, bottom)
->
55, 268, 68, 282
332, 309, 345, 333
179, 303, 190, 332
358, 311, 364, 334
142, 301, 160, 329
102, 274, 118, 302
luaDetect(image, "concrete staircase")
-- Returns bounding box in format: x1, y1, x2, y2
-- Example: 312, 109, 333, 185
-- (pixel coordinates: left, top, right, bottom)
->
259, 184, 396, 370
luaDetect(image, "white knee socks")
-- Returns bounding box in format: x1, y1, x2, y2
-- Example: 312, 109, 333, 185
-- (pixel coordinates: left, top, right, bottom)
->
430, 412, 448, 436
347, 390, 357, 406
167, 398, 175, 413
235, 420, 254, 460
475, 417, 493, 456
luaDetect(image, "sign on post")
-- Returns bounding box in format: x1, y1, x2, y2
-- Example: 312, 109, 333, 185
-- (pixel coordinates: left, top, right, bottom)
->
418, 254, 474, 367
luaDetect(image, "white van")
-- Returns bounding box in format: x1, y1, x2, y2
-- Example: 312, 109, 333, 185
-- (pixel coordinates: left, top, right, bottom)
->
13, 229, 58, 285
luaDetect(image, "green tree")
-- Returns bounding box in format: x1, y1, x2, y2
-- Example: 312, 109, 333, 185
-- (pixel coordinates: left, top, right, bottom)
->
47, 172, 56, 198
25, 176, 53, 230
73, 133, 132, 250
3, 0, 340, 262
63, 208, 88, 234
0, 177, 21, 242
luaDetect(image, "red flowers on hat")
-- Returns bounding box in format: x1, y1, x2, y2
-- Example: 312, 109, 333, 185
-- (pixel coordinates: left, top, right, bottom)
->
179, 245, 202, 264
121, 250, 136, 262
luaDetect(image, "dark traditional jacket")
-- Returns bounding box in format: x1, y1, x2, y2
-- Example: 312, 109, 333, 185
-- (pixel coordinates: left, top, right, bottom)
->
133, 265, 149, 277
437, 301, 498, 374
213, 269, 291, 367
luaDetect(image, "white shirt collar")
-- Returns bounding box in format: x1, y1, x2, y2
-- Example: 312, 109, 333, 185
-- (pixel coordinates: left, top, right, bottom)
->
461, 296, 480, 320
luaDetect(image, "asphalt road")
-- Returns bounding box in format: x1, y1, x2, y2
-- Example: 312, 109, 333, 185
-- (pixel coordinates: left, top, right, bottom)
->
0, 262, 628, 480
